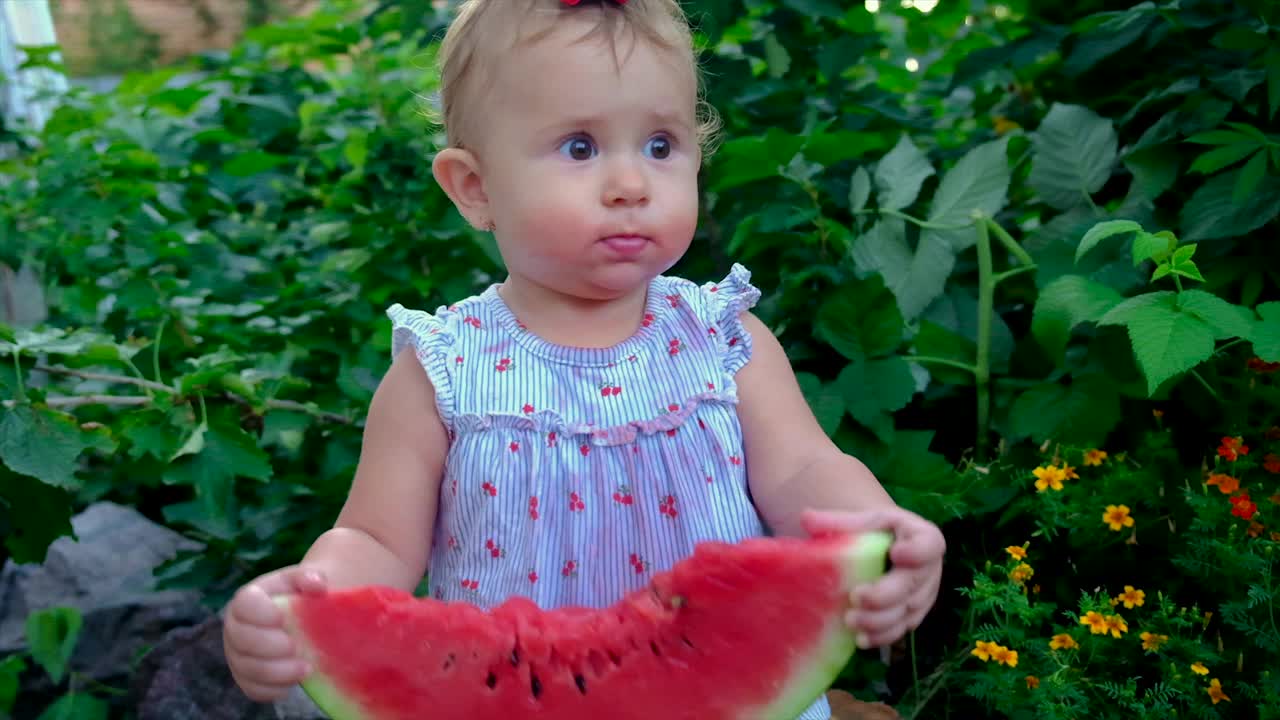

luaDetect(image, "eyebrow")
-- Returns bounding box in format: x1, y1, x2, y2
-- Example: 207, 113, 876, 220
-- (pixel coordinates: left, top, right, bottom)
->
540, 110, 694, 135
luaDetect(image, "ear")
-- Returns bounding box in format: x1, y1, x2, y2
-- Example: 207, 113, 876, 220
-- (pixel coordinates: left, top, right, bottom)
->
432, 147, 491, 230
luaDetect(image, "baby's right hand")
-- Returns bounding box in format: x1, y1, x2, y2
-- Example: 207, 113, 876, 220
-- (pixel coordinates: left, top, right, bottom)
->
222, 565, 327, 702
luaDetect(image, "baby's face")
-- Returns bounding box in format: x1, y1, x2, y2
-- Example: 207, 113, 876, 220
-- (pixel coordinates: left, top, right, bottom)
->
473, 19, 701, 301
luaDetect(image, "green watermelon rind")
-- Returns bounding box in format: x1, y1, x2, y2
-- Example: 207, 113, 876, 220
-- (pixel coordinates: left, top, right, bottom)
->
754, 529, 894, 720
277, 530, 894, 720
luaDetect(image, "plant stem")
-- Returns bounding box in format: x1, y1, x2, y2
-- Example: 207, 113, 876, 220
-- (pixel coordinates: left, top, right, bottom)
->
974, 216, 995, 462
10, 349, 25, 403
35, 365, 170, 393
153, 315, 167, 385
905, 355, 979, 374
984, 217, 1036, 268
1172, 273, 1184, 292
992, 265, 1038, 285
1190, 369, 1221, 402
854, 208, 971, 232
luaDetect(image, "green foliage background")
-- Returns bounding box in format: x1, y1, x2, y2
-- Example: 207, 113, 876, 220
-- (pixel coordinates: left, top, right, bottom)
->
2, 0, 1279, 717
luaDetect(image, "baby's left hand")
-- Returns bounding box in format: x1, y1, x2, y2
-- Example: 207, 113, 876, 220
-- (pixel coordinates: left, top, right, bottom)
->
802, 507, 946, 649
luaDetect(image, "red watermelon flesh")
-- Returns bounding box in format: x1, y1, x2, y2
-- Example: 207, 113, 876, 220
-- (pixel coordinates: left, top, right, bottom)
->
277, 531, 892, 720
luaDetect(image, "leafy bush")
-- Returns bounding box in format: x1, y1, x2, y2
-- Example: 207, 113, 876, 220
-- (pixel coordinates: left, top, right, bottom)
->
1, 0, 1278, 717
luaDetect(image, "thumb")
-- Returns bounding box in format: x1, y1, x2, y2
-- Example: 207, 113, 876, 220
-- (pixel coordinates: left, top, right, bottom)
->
287, 566, 328, 595
254, 566, 327, 597
801, 507, 899, 537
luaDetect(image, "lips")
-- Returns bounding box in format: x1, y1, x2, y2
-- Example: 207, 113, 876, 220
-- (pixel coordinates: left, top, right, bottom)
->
599, 234, 650, 255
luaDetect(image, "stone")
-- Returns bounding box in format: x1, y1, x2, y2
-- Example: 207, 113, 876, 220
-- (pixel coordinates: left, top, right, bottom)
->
0, 501, 210, 714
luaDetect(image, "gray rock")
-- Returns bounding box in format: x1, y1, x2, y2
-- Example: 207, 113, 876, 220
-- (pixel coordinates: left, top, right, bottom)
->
131, 613, 325, 720
0, 501, 211, 710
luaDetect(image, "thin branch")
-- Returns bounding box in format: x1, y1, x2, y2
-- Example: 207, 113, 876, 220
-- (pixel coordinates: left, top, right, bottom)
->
225, 393, 354, 425
35, 365, 171, 394
5, 395, 152, 410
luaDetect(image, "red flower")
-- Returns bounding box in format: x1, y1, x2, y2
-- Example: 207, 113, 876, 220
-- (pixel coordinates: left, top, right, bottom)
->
1230, 492, 1257, 521
1218, 436, 1249, 462
1264, 453, 1280, 475
1247, 357, 1280, 373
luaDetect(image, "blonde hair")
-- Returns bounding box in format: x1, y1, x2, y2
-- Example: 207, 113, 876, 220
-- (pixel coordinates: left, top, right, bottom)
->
433, 0, 720, 154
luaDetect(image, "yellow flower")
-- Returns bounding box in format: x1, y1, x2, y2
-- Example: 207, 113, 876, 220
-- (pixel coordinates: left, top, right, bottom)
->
1117, 585, 1145, 609
1140, 631, 1168, 651
1062, 464, 1079, 480
1103, 504, 1134, 531
1191, 662, 1209, 675
1049, 633, 1079, 650
1104, 614, 1129, 638
990, 645, 1018, 667
993, 115, 1021, 135
971, 640, 996, 661
1207, 678, 1230, 704
1033, 464, 1067, 492
1081, 611, 1108, 635
1084, 449, 1107, 466
1010, 563, 1034, 585
1005, 545, 1027, 561
1025, 675, 1040, 689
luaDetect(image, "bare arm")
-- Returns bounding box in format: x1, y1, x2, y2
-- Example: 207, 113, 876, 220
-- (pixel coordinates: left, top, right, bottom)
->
736, 312, 897, 538
299, 347, 449, 591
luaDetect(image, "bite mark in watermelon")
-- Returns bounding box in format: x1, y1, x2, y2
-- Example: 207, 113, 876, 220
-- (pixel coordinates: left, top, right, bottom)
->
275, 531, 893, 720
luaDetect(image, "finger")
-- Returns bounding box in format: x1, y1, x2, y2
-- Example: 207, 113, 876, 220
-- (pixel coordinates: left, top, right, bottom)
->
225, 622, 296, 660
889, 527, 947, 568
846, 603, 907, 638
230, 655, 311, 687
235, 678, 297, 704
285, 566, 328, 595
229, 585, 285, 627
854, 570, 916, 611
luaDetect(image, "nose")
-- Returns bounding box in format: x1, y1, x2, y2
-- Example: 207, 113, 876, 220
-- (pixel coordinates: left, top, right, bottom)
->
603, 155, 649, 207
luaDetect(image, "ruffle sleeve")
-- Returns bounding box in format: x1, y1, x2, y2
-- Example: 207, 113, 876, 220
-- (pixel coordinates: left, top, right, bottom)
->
702, 263, 762, 378
387, 303, 460, 428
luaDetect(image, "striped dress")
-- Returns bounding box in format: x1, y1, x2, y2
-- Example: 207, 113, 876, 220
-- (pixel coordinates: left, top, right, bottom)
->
387, 263, 830, 720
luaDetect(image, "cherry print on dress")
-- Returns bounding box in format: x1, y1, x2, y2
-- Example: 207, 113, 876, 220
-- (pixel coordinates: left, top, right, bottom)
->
629, 553, 648, 574
568, 491, 586, 512
659, 494, 678, 519
562, 560, 578, 578
528, 496, 540, 520
485, 539, 505, 559
481, 481, 497, 497
612, 485, 635, 505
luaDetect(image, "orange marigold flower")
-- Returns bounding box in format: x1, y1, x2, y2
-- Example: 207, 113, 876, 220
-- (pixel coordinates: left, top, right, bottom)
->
1081, 611, 1108, 635
1084, 449, 1107, 466
1218, 436, 1249, 462
1152, 409, 1164, 418
1205, 473, 1240, 494
1140, 631, 1168, 651
971, 640, 996, 661
1271, 532, 1280, 542
1247, 521, 1264, 538
1005, 545, 1027, 561
1117, 585, 1145, 609
1025, 675, 1040, 689
1050, 633, 1079, 650
1230, 492, 1258, 521
989, 645, 1018, 667
1264, 453, 1280, 474
1063, 464, 1079, 480
1033, 464, 1067, 492
1207, 678, 1230, 704
1247, 357, 1280, 373
1191, 662, 1209, 675
1010, 563, 1034, 585
1103, 504, 1134, 531
1104, 614, 1129, 638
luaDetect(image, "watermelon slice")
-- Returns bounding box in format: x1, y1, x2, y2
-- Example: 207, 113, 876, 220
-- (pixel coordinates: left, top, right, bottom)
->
275, 531, 893, 720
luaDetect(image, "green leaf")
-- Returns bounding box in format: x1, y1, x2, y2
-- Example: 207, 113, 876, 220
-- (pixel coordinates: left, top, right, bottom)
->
797, 372, 845, 437
161, 413, 273, 539
35, 693, 108, 720
849, 166, 871, 213
1188, 142, 1258, 175
1031, 275, 1124, 363
873, 135, 935, 211
1029, 103, 1118, 210
1180, 171, 1280, 242
25, 607, 82, 685
763, 34, 791, 79
851, 218, 955, 320
0, 470, 75, 564
779, 0, 845, 18
1267, 46, 1280, 120
1234, 150, 1268, 205
911, 321, 976, 386
0, 655, 24, 714
1006, 375, 1121, 445
1123, 145, 1180, 201
1176, 290, 1255, 340
812, 275, 905, 360
1062, 4, 1159, 77
1098, 293, 1215, 394
837, 355, 917, 432
924, 136, 1011, 250
1131, 231, 1175, 266
1074, 219, 1142, 262
0, 406, 93, 490
1251, 302, 1280, 362
222, 151, 292, 177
